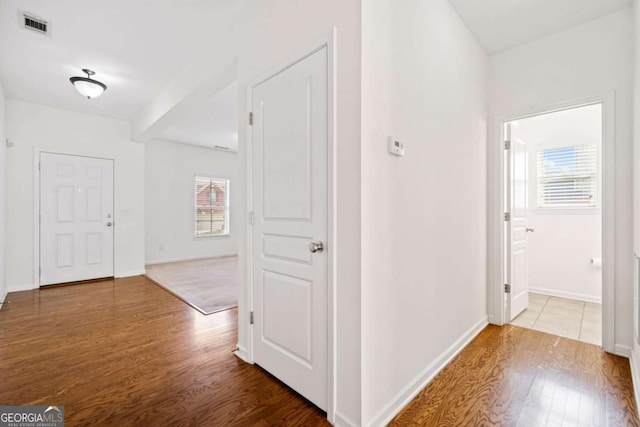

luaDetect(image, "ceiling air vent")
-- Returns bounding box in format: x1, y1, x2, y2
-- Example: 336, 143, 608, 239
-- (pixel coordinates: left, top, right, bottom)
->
21, 12, 49, 35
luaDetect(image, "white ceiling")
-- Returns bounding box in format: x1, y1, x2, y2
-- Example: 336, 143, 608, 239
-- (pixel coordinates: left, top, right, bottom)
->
0, 0, 239, 123
158, 81, 238, 152
0, 0, 632, 151
447, 0, 633, 53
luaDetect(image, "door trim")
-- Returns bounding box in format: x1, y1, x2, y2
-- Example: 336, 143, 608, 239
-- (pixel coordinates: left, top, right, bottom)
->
487, 92, 615, 353
33, 149, 116, 288
244, 29, 337, 422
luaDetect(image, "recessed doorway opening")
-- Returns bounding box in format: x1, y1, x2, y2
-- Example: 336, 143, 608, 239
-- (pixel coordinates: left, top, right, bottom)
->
503, 103, 603, 346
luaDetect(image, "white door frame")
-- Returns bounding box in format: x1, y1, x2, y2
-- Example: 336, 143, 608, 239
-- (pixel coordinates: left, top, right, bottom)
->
245, 29, 337, 422
33, 148, 116, 288
487, 93, 615, 353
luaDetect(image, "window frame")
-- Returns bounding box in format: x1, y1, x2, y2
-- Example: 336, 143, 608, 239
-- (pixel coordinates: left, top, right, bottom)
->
193, 175, 231, 238
534, 142, 600, 213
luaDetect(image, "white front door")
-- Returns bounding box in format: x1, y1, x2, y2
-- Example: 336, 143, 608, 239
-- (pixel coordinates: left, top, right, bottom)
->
40, 152, 114, 286
507, 129, 529, 320
251, 47, 328, 410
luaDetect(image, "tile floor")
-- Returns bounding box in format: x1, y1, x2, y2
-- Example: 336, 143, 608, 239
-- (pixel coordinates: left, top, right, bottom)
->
510, 293, 601, 345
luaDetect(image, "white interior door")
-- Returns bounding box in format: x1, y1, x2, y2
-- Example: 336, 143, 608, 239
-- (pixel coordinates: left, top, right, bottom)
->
40, 152, 114, 286
251, 47, 328, 410
507, 130, 529, 321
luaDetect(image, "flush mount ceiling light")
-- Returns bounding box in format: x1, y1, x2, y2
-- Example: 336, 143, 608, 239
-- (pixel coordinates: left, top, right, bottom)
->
69, 69, 107, 99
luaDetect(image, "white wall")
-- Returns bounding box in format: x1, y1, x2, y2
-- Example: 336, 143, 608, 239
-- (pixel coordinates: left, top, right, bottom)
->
630, 0, 640, 411
234, 2, 363, 425
5, 100, 145, 291
145, 139, 239, 264
361, 0, 488, 424
0, 80, 6, 305
636, 0, 640, 259
489, 9, 634, 349
513, 105, 602, 303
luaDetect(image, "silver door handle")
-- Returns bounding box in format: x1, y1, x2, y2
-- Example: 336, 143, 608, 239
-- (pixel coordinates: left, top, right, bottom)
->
309, 241, 324, 253
526, 228, 535, 233
106, 222, 113, 227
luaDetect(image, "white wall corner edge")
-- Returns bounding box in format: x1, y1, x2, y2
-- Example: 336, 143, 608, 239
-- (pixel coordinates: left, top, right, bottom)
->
614, 344, 632, 358
7, 283, 35, 293
629, 350, 640, 417
233, 345, 251, 364
334, 411, 359, 427
369, 316, 489, 427
487, 314, 499, 325
115, 270, 146, 278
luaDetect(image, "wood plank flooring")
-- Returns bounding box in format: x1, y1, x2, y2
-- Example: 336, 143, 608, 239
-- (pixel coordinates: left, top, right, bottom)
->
0, 276, 327, 426
391, 324, 639, 426
1, 277, 638, 426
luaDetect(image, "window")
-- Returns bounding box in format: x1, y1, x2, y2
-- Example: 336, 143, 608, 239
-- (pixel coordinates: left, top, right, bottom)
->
536, 144, 597, 209
195, 177, 230, 236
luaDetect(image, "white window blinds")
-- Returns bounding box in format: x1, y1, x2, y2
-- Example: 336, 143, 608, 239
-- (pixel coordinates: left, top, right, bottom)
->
536, 144, 597, 209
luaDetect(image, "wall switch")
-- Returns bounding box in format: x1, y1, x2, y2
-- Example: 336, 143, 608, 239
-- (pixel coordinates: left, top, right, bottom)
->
388, 136, 405, 156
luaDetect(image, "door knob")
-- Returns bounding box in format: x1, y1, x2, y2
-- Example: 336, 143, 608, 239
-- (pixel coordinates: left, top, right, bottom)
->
106, 222, 113, 227
309, 241, 324, 253
526, 228, 535, 233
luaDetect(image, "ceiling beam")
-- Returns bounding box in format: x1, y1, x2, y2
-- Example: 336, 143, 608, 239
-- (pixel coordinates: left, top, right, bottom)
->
131, 53, 238, 143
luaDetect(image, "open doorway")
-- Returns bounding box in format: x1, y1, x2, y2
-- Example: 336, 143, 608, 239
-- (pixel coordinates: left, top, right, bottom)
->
504, 103, 603, 345
143, 80, 241, 315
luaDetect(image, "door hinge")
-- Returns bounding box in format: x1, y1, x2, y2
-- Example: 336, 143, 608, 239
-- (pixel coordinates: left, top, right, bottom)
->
250, 311, 254, 325
504, 212, 511, 222
504, 284, 511, 293
504, 140, 511, 150
249, 112, 253, 126
248, 211, 254, 225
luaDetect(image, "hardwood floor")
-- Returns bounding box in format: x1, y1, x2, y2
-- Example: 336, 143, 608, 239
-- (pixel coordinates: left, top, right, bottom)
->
1, 277, 638, 426
391, 324, 639, 427
0, 276, 327, 426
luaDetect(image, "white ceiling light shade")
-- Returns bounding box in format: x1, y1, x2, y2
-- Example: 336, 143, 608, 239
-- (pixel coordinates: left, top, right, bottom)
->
69, 69, 107, 99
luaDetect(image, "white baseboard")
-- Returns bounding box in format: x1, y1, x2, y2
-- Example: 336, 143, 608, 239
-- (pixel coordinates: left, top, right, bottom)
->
615, 344, 632, 358
0, 289, 7, 305
234, 345, 251, 364
115, 270, 146, 278
368, 316, 489, 426
529, 287, 601, 304
8, 283, 35, 293
145, 254, 238, 266
334, 411, 358, 427
630, 350, 640, 419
